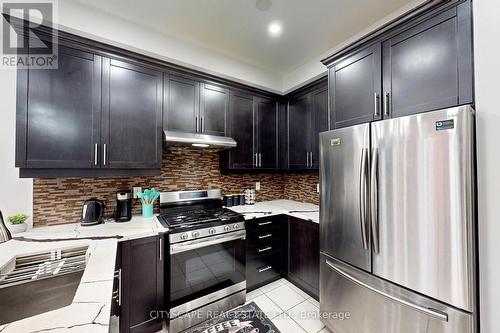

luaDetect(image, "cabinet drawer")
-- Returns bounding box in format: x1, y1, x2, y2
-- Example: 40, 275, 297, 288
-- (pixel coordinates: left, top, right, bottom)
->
246, 219, 280, 233
246, 253, 281, 290
246, 238, 281, 260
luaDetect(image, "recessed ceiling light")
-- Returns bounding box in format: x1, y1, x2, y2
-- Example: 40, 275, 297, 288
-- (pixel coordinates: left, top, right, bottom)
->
268, 22, 282, 37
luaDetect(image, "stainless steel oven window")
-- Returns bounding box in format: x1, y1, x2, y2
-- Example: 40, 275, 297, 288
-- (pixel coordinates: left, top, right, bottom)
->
169, 232, 246, 309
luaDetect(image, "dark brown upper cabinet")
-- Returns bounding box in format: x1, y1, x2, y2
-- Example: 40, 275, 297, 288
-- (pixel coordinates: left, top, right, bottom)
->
224, 90, 255, 169
200, 83, 229, 136
329, 43, 382, 129
311, 86, 329, 169
255, 97, 279, 170
221, 91, 278, 171
16, 41, 163, 177
382, 4, 473, 118
286, 78, 328, 170
164, 75, 229, 136
288, 93, 312, 170
164, 74, 200, 133
16, 45, 102, 169
326, 0, 473, 128
102, 59, 163, 169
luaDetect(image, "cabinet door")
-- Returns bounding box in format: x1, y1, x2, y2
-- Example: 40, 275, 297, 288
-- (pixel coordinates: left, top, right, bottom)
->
200, 83, 229, 136
164, 75, 199, 133
16, 45, 101, 168
311, 86, 329, 169
288, 218, 320, 298
256, 97, 278, 169
121, 235, 164, 333
102, 59, 162, 169
330, 43, 382, 129
227, 91, 255, 169
288, 94, 311, 169
382, 5, 473, 118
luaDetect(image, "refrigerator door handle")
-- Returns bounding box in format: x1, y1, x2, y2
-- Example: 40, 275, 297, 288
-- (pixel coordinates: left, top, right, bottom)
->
325, 259, 449, 322
359, 148, 369, 250
370, 147, 380, 254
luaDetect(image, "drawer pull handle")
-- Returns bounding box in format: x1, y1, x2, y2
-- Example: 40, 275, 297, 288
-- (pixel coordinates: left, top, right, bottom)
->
258, 246, 272, 253
258, 221, 272, 226
258, 266, 273, 273
258, 234, 272, 239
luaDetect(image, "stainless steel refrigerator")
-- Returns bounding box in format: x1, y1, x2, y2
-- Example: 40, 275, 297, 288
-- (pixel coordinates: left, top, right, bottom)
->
319, 105, 477, 333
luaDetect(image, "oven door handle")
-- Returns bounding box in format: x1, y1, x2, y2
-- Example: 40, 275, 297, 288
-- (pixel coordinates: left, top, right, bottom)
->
170, 230, 246, 254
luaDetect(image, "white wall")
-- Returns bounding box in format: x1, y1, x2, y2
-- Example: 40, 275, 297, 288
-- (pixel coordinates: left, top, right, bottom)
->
54, 1, 283, 93
474, 0, 500, 331
0, 68, 33, 228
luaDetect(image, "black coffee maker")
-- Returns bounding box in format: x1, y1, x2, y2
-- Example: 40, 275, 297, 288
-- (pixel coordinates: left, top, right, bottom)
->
115, 190, 132, 222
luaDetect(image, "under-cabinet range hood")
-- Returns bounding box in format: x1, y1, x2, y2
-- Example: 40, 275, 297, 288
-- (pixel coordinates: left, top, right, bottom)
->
163, 131, 236, 150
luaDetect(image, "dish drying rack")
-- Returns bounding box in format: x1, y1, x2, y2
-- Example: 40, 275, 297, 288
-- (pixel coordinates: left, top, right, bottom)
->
0, 246, 89, 288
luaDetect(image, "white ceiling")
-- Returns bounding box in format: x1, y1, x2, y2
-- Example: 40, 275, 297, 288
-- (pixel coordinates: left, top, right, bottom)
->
68, 0, 415, 75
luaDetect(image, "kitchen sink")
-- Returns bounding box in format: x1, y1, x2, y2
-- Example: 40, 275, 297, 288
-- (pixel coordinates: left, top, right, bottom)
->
0, 246, 89, 325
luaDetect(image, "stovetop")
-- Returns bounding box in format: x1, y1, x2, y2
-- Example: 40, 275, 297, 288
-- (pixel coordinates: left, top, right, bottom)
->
157, 207, 245, 233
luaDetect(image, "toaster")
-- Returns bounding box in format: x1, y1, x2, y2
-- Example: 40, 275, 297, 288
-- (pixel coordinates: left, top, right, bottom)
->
81, 199, 105, 226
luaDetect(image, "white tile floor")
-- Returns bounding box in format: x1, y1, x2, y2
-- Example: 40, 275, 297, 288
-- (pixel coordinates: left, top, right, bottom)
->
245, 278, 331, 333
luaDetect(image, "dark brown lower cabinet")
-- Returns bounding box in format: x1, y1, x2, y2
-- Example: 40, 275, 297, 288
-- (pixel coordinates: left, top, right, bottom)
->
287, 217, 319, 299
118, 235, 164, 333
245, 216, 285, 291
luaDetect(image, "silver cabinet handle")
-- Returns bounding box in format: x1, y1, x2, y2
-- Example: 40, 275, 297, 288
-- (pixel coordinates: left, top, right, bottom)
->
359, 148, 369, 250
254, 153, 258, 167
374, 93, 380, 117
310, 152, 313, 167
258, 153, 262, 168
195, 115, 199, 133
258, 266, 273, 273
159, 237, 163, 261
258, 246, 272, 253
306, 152, 310, 168
258, 233, 272, 239
384, 92, 390, 117
370, 148, 379, 254
94, 143, 98, 166
258, 221, 272, 226
114, 268, 122, 306
201, 116, 204, 133
325, 260, 448, 322
103, 144, 107, 166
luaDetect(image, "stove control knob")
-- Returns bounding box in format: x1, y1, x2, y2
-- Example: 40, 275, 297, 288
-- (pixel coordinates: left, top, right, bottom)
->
209, 228, 216, 235
224, 226, 231, 232
233, 224, 239, 230
192, 231, 199, 238
180, 233, 189, 240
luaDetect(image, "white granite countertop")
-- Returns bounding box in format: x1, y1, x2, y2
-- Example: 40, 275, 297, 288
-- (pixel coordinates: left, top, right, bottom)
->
0, 216, 167, 332
15, 215, 168, 242
228, 199, 319, 223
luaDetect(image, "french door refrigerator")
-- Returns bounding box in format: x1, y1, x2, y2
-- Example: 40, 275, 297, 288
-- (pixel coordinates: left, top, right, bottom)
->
319, 105, 476, 333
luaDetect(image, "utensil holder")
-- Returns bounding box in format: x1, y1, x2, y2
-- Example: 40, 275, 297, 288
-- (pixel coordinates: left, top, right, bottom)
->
142, 204, 154, 218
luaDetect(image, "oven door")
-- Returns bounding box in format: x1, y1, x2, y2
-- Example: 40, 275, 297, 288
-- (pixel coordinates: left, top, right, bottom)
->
169, 230, 246, 316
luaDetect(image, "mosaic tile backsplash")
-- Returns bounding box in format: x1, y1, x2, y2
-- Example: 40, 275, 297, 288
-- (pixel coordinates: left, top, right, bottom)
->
33, 146, 319, 226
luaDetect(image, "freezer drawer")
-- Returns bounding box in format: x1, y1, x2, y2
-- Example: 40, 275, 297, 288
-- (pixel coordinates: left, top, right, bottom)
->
319, 254, 474, 333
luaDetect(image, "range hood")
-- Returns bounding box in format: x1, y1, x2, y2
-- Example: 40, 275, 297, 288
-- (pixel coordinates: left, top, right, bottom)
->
163, 131, 237, 150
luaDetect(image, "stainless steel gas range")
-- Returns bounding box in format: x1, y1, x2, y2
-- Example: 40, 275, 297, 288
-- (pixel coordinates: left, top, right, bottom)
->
156, 189, 246, 333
